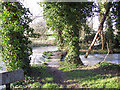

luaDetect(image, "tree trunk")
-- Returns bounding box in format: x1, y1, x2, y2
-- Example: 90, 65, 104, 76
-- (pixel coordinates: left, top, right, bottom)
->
84, 30, 101, 58
65, 25, 83, 65
101, 31, 105, 50
84, 3, 111, 58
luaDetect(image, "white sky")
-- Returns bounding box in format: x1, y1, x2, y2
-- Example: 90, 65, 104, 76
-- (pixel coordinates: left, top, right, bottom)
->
22, 0, 44, 24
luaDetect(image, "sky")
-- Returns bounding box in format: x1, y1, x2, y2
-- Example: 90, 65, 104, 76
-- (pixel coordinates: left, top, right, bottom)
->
22, 0, 44, 24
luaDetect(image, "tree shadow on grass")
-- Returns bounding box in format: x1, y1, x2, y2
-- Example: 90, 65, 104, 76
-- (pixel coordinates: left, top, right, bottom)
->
29, 65, 55, 84
12, 65, 56, 88
64, 63, 120, 88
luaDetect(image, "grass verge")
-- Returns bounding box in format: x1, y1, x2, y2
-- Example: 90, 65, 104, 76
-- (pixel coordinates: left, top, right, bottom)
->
59, 62, 120, 88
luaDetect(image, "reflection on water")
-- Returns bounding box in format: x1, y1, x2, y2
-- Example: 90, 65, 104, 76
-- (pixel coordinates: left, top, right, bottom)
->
80, 54, 120, 66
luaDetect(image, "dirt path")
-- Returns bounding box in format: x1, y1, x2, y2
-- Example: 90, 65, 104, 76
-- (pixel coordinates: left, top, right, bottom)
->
48, 67, 67, 88
45, 53, 67, 88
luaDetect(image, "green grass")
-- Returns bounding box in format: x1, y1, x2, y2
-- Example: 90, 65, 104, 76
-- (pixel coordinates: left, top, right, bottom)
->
11, 65, 60, 89
99, 61, 120, 69
43, 51, 53, 59
44, 60, 51, 63
28, 82, 41, 88
59, 62, 120, 88
43, 51, 52, 56
79, 75, 119, 88
11, 60, 120, 89
58, 62, 78, 71
41, 83, 60, 88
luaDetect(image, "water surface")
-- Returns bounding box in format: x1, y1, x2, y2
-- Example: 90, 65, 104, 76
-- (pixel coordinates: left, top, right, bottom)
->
80, 54, 120, 65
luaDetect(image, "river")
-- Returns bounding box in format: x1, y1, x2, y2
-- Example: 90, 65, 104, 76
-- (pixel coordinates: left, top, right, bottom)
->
80, 54, 120, 65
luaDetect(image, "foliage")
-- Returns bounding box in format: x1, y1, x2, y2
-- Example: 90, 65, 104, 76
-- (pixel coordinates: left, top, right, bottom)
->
41, 2, 65, 50
30, 21, 47, 35
46, 56, 51, 59
42, 2, 93, 65
29, 82, 41, 88
41, 83, 59, 88
1, 2, 38, 73
103, 2, 120, 50
44, 60, 51, 63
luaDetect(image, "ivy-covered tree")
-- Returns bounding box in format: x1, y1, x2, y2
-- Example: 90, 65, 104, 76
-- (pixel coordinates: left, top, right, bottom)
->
42, 2, 93, 65
1, 2, 38, 74
42, 3, 65, 50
